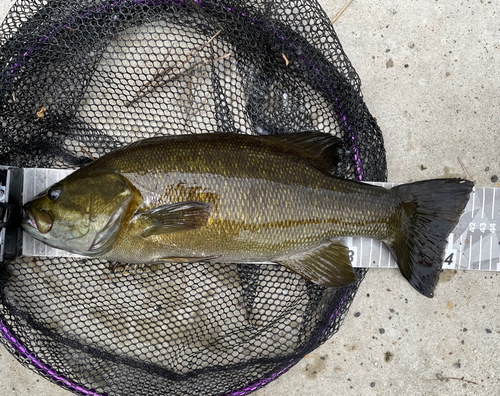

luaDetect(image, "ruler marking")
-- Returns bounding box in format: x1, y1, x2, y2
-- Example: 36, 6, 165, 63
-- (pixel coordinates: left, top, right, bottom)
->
481, 188, 485, 219
359, 237, 363, 268
459, 234, 463, 269
471, 187, 475, 218
32, 169, 36, 201
468, 234, 472, 270
492, 188, 496, 218
446, 233, 454, 270
369, 239, 373, 268
490, 233, 493, 271
479, 235, 483, 269
378, 241, 382, 268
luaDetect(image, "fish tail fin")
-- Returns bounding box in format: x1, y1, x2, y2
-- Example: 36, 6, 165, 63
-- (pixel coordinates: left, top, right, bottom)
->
387, 178, 473, 298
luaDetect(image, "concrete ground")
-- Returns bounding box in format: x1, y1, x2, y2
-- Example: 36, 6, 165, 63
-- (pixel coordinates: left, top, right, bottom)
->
0, 0, 499, 395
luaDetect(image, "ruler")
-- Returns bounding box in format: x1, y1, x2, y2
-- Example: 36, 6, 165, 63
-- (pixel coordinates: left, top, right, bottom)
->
21, 169, 500, 271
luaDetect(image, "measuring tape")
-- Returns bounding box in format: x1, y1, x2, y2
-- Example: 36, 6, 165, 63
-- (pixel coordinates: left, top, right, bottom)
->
19, 169, 500, 270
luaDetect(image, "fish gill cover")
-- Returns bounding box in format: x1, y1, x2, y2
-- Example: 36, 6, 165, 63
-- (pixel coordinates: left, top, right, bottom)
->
0, 0, 386, 395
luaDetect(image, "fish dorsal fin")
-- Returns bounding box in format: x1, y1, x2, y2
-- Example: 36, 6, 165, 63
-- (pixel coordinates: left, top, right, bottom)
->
278, 241, 357, 287
268, 132, 344, 174
136, 201, 212, 238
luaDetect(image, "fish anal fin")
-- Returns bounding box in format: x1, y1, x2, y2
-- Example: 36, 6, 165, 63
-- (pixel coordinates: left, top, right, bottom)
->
137, 201, 212, 238
279, 241, 357, 287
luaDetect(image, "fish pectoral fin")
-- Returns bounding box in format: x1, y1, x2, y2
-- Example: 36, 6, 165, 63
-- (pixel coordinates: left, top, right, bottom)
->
278, 241, 357, 288
137, 201, 212, 238
157, 255, 220, 263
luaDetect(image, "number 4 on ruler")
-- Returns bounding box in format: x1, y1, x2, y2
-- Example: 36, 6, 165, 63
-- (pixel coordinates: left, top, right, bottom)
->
442, 233, 457, 269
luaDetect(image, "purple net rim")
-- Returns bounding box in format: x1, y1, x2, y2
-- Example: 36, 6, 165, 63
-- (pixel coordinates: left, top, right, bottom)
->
3, 0, 364, 180
0, 319, 107, 396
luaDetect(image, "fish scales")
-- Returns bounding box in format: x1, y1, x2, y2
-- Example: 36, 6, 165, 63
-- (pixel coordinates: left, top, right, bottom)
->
91, 134, 396, 263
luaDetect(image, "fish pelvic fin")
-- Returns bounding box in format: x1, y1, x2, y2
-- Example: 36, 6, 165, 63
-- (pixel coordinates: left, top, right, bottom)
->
136, 201, 212, 238
388, 178, 474, 298
278, 241, 357, 288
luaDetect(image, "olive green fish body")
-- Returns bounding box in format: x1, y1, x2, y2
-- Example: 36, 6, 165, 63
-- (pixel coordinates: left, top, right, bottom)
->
86, 135, 394, 263
22, 133, 473, 297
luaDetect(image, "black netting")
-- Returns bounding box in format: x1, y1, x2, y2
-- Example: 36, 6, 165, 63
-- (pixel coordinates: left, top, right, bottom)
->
0, 1, 386, 395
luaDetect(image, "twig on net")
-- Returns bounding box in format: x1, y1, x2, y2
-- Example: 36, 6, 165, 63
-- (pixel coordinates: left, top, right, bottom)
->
125, 30, 222, 107
81, 147, 95, 161
137, 48, 172, 93
125, 52, 232, 107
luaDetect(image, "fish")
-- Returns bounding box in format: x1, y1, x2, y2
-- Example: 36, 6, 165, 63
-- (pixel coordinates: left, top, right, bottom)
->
21, 132, 473, 297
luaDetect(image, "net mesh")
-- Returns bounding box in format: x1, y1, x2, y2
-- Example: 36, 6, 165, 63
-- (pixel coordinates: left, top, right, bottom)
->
0, 1, 386, 395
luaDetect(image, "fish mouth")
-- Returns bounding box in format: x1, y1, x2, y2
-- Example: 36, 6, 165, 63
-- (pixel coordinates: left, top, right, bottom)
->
22, 205, 52, 234
22, 206, 38, 232
25, 216, 38, 231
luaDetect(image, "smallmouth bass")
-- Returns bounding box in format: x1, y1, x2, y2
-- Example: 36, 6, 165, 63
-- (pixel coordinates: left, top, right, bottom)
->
22, 132, 473, 297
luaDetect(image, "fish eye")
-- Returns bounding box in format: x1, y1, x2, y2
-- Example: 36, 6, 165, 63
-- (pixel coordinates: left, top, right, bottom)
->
48, 187, 61, 201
